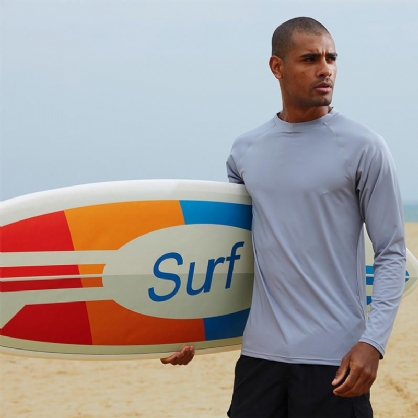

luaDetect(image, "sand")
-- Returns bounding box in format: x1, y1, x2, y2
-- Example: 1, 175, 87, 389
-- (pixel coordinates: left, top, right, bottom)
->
1, 223, 417, 418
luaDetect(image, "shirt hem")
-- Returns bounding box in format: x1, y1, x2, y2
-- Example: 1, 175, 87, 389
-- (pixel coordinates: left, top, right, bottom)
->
240, 349, 342, 366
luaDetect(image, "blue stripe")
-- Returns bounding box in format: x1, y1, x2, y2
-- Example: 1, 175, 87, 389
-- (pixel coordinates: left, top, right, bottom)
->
180, 201, 252, 230
366, 266, 410, 284
366, 296, 372, 305
366, 276, 374, 286
365, 265, 374, 275
366, 266, 410, 283
203, 309, 250, 340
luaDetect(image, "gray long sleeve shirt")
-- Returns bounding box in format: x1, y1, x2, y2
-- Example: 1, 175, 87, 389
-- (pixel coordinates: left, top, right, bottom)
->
226, 109, 405, 365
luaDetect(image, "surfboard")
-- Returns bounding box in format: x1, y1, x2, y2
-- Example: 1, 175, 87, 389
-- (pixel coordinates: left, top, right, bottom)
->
1, 180, 417, 360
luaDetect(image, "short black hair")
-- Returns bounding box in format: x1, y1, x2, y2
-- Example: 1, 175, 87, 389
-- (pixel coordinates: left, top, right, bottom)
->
272, 17, 330, 60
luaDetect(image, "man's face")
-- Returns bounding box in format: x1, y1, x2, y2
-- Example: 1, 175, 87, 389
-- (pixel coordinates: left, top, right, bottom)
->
272, 31, 337, 110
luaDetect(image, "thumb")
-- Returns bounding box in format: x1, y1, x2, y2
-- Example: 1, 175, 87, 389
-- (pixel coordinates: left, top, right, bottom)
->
160, 353, 178, 365
332, 360, 348, 386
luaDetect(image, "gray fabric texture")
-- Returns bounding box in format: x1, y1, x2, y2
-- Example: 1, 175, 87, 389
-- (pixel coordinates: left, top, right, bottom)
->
226, 109, 406, 365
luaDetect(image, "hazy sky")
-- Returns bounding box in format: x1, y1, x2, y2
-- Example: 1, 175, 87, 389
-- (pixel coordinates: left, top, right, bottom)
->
1, 0, 417, 202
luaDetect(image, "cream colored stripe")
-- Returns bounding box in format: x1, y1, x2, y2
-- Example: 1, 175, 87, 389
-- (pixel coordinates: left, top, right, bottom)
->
1, 274, 103, 282
0, 250, 116, 267
0, 335, 242, 360
0, 287, 109, 327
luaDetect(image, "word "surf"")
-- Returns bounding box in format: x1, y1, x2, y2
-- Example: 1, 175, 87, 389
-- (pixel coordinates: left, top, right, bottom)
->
148, 242, 245, 302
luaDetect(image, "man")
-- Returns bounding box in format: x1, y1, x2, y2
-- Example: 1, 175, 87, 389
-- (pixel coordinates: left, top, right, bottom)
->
225, 17, 405, 418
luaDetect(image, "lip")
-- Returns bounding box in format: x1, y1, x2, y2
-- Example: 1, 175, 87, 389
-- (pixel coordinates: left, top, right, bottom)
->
314, 82, 333, 94
315, 87, 332, 94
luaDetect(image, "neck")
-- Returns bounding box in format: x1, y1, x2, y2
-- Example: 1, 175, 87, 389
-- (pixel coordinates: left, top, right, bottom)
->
278, 105, 331, 123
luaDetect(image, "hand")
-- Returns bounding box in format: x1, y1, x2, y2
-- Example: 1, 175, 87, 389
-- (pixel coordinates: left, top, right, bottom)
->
332, 342, 380, 397
160, 345, 195, 366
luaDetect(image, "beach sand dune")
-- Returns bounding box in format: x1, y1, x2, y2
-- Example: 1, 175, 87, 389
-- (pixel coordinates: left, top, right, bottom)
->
1, 224, 417, 418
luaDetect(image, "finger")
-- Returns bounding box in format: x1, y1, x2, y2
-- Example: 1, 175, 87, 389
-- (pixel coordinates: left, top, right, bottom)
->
333, 377, 357, 396
334, 357, 378, 397
334, 380, 370, 397
336, 369, 376, 397
177, 356, 192, 365
160, 353, 178, 365
333, 368, 362, 397
182, 349, 195, 365
332, 361, 349, 386
176, 346, 195, 365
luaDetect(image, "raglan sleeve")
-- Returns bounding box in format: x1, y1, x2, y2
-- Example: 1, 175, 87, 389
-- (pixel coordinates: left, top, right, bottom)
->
356, 134, 406, 357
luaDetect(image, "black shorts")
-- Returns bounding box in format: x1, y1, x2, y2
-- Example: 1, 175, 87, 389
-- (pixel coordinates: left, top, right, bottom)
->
227, 355, 373, 418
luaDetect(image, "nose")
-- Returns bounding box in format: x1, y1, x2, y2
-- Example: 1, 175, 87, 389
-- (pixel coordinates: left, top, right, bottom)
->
317, 57, 333, 78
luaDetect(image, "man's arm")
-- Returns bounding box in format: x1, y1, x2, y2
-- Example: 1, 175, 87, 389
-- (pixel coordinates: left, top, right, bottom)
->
333, 135, 405, 397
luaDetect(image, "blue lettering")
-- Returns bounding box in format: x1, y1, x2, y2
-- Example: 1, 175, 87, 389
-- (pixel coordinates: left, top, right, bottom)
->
225, 241, 244, 289
186, 257, 226, 296
149, 241, 245, 302
148, 252, 182, 302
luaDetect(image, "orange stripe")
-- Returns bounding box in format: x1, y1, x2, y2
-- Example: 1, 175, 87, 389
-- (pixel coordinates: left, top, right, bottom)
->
78, 265, 104, 287
81, 277, 103, 288
78, 264, 105, 275
65, 201, 184, 251
86, 300, 205, 345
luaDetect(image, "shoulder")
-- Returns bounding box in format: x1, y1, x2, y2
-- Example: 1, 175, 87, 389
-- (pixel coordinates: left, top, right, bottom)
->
327, 111, 387, 149
328, 112, 396, 180
230, 117, 277, 161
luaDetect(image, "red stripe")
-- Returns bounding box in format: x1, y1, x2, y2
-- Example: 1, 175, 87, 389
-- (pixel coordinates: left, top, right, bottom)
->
0, 302, 93, 345
0, 265, 79, 278
0, 278, 89, 292
1, 211, 75, 252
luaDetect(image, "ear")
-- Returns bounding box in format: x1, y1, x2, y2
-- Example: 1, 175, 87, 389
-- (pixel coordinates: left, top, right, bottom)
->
269, 56, 283, 80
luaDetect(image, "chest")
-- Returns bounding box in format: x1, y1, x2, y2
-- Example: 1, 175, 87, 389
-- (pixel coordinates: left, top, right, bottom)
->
239, 132, 355, 199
